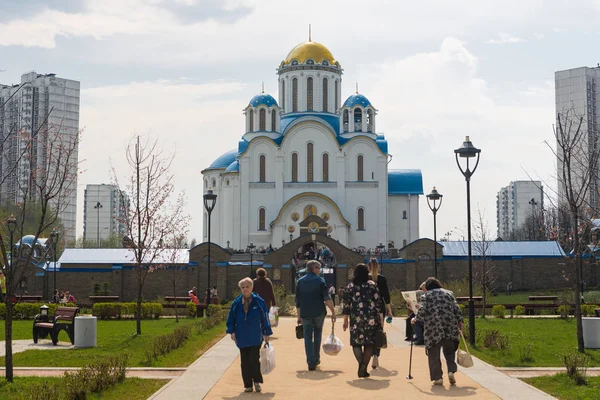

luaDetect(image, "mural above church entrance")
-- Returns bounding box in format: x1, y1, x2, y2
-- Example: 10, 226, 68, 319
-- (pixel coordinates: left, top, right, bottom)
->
304, 205, 317, 218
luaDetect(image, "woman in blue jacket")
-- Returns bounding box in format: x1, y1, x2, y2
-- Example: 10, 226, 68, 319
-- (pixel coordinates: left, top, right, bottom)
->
226, 277, 273, 393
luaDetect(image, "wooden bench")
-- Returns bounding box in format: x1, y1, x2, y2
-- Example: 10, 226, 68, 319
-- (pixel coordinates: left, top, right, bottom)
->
13, 295, 43, 303
163, 296, 207, 317
32, 306, 79, 345
89, 295, 120, 303
456, 296, 483, 302
595, 309, 600, 317
528, 296, 559, 302
164, 296, 193, 303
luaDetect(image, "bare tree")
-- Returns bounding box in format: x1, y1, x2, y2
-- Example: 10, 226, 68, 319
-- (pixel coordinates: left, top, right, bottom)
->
0, 117, 79, 381
114, 135, 187, 335
165, 233, 190, 323
472, 209, 496, 317
546, 107, 600, 352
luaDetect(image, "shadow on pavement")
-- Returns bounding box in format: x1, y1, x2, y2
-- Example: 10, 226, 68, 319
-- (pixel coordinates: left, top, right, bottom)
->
295, 370, 342, 380
346, 378, 391, 390
222, 392, 276, 399
369, 367, 399, 378
409, 381, 479, 397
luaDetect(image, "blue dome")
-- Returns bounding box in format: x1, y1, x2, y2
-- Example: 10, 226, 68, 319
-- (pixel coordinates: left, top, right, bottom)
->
249, 94, 278, 108
343, 93, 372, 108
225, 160, 239, 172
207, 149, 238, 170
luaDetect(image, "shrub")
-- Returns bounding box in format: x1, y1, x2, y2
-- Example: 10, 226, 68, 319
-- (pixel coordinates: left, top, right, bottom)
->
92, 302, 163, 319
207, 304, 221, 317
557, 304, 571, 318
514, 305, 525, 317
144, 325, 192, 365
492, 304, 506, 318
481, 329, 510, 351
518, 342, 534, 362
220, 298, 228, 305
187, 301, 197, 317
581, 304, 599, 317
274, 284, 294, 316
563, 352, 589, 385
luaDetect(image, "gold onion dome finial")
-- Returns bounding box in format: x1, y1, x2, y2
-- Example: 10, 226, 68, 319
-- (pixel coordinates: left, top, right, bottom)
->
283, 27, 337, 66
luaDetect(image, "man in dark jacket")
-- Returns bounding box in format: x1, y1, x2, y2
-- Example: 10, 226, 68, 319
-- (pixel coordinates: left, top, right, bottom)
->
295, 260, 335, 371
253, 268, 276, 309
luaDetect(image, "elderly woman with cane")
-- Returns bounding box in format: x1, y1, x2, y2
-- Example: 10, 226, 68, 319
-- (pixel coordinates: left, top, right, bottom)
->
226, 277, 272, 393
412, 277, 463, 386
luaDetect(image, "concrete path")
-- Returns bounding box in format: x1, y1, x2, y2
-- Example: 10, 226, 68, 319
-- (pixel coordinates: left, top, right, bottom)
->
0, 340, 73, 356
149, 317, 556, 399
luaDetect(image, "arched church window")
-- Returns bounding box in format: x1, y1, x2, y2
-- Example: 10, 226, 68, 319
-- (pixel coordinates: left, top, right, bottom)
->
306, 59, 314, 65
357, 155, 364, 182
259, 208, 266, 231
367, 109, 373, 133
322, 153, 329, 182
212, 178, 216, 187
259, 109, 266, 131
343, 109, 349, 133
354, 108, 362, 131
271, 110, 276, 132
307, 77, 313, 111
249, 110, 254, 132
335, 80, 339, 111
322, 60, 329, 66
307, 142, 314, 182
281, 80, 285, 110
322, 78, 328, 112
292, 78, 298, 112
358, 208, 365, 230
292, 60, 299, 65
403, 210, 407, 219
259, 155, 266, 182
291, 152, 298, 182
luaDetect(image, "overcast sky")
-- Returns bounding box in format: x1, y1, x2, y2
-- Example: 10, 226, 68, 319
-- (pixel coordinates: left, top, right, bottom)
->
1, 0, 598, 245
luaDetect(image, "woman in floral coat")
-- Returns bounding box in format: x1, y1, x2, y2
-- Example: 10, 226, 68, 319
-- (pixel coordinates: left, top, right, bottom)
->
342, 263, 384, 378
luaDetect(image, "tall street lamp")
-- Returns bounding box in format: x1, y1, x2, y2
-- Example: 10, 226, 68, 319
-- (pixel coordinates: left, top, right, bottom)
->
94, 201, 103, 248
289, 233, 293, 243
528, 198, 537, 240
203, 190, 217, 308
247, 242, 256, 279
455, 136, 481, 345
426, 187, 443, 278
51, 228, 58, 301
376, 242, 385, 274
7, 214, 16, 302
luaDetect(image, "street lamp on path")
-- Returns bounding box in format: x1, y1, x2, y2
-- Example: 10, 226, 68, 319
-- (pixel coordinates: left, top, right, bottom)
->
51, 228, 58, 301
376, 242, 385, 275
454, 136, 481, 346
247, 242, 256, 279
426, 187, 443, 278
203, 190, 217, 308
94, 201, 103, 248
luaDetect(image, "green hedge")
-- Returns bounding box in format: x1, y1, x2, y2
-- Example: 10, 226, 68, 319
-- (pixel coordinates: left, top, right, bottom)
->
0, 302, 78, 320
92, 302, 163, 319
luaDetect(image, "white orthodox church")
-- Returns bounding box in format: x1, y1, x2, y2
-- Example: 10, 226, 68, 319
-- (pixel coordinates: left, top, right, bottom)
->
202, 37, 423, 251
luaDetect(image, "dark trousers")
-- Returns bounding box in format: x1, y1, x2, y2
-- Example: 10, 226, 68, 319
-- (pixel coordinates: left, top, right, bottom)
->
239, 345, 262, 388
427, 339, 459, 381
302, 314, 325, 368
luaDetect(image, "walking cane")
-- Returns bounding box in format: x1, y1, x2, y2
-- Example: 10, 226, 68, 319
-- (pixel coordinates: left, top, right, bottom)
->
406, 336, 414, 380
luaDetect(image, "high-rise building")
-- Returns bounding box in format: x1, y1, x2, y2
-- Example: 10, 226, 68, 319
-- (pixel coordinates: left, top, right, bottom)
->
83, 184, 129, 247
496, 181, 544, 239
555, 66, 599, 209
0, 72, 80, 241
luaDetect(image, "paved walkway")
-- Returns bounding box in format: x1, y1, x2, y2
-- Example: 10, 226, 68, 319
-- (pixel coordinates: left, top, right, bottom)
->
149, 317, 556, 400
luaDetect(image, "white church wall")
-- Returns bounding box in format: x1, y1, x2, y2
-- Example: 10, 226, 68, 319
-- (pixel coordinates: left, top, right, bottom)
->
387, 195, 420, 249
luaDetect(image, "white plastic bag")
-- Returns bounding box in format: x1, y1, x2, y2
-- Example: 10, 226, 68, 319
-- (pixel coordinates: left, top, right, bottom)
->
260, 343, 275, 375
269, 306, 279, 328
322, 325, 344, 356
457, 331, 474, 368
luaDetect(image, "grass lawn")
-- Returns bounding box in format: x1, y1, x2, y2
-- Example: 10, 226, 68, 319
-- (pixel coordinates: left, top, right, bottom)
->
523, 374, 600, 400
0, 377, 168, 400
467, 318, 600, 367
0, 318, 226, 367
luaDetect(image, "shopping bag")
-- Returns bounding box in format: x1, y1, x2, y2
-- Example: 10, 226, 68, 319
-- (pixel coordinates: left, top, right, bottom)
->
296, 324, 304, 339
375, 328, 387, 349
269, 306, 279, 328
457, 331, 474, 368
260, 343, 275, 375
322, 323, 344, 355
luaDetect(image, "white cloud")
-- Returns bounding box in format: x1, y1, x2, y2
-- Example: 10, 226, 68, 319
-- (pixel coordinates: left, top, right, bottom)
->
534, 32, 545, 39
487, 32, 525, 44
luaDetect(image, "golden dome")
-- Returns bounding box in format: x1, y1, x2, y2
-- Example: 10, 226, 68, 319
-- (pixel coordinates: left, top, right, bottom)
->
284, 41, 336, 65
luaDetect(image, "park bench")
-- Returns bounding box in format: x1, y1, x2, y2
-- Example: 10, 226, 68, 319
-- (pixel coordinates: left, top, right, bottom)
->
32, 306, 79, 345
456, 296, 483, 303
528, 296, 559, 302
595, 309, 600, 317
164, 296, 207, 317
13, 295, 43, 303
88, 295, 120, 303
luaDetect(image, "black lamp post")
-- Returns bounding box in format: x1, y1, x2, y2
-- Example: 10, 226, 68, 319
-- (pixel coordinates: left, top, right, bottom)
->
376, 242, 385, 274
247, 242, 256, 279
51, 228, 58, 302
203, 190, 217, 308
282, 239, 285, 248
528, 198, 537, 240
94, 201, 103, 248
455, 136, 481, 345
426, 187, 443, 278
7, 214, 16, 302
289, 233, 293, 243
